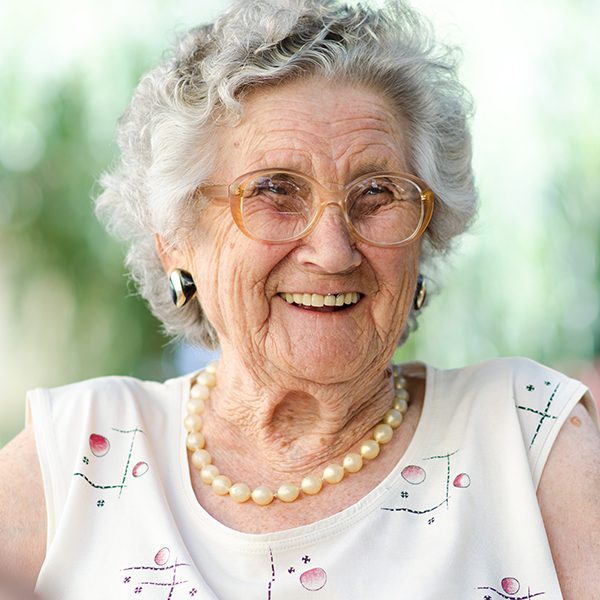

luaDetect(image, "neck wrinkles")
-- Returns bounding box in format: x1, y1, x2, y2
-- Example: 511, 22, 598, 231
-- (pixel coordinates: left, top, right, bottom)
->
201, 355, 395, 477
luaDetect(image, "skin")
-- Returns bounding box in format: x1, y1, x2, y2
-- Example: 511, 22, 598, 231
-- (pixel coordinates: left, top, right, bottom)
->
537, 401, 600, 597
0, 427, 45, 594
0, 78, 598, 596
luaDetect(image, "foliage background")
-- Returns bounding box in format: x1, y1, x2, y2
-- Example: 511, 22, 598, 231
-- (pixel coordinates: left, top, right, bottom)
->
1, 0, 599, 446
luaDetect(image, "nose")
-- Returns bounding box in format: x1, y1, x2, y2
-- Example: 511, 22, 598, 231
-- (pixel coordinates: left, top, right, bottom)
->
294, 204, 362, 273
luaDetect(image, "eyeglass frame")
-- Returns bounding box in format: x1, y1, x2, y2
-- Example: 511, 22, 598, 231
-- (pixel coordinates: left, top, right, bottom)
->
198, 168, 435, 248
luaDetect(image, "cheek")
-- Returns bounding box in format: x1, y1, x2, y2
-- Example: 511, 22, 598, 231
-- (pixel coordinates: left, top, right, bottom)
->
188, 229, 291, 332
369, 247, 420, 327
372, 245, 420, 295
187, 208, 249, 282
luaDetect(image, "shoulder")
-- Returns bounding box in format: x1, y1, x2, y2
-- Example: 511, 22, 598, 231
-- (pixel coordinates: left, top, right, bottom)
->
27, 372, 186, 484
432, 357, 593, 476
438, 356, 589, 415
439, 356, 581, 389
437, 357, 600, 597
0, 427, 46, 594
30, 373, 175, 403
0, 373, 190, 594
537, 400, 600, 597
27, 375, 175, 461
0, 376, 167, 589
27, 373, 183, 429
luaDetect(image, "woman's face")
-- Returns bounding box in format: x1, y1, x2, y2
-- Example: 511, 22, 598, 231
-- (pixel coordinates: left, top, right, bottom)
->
172, 79, 421, 383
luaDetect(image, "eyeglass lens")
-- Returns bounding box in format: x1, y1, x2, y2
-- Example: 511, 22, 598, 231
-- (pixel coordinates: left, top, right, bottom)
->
238, 172, 425, 244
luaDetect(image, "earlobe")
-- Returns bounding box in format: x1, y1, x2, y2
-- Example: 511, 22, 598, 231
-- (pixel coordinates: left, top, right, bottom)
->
413, 274, 427, 311
169, 269, 197, 307
154, 234, 198, 307
155, 233, 184, 273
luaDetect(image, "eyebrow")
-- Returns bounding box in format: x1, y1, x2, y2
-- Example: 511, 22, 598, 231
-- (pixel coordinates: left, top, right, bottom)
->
349, 161, 398, 179
238, 159, 404, 185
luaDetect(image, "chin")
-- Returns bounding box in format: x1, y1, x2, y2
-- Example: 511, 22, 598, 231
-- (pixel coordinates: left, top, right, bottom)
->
269, 337, 386, 385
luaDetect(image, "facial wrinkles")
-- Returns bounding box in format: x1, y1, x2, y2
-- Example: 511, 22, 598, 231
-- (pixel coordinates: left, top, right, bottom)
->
223, 94, 407, 183
189, 206, 268, 348
202, 82, 418, 383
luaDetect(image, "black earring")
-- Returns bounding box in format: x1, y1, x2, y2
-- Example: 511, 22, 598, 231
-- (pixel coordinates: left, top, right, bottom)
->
413, 274, 427, 311
169, 269, 197, 308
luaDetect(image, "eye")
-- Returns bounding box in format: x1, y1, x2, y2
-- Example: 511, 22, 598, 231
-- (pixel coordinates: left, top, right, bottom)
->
242, 173, 310, 216
363, 182, 391, 196
352, 180, 397, 213
347, 177, 421, 224
255, 179, 294, 195
247, 174, 303, 198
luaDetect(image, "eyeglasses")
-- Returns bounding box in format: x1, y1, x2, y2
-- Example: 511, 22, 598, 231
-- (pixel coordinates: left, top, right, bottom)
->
199, 169, 434, 247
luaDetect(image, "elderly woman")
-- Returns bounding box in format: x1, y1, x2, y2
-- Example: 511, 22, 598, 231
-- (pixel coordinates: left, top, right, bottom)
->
1, 0, 599, 598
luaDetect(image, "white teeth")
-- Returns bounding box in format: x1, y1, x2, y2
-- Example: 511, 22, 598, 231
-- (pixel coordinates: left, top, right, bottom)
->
324, 295, 336, 307
279, 292, 361, 308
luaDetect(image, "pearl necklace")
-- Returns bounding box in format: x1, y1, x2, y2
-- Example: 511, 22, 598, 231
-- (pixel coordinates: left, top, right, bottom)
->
184, 362, 410, 506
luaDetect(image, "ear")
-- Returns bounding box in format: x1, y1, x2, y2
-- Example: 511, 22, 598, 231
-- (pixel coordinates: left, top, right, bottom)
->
154, 233, 188, 275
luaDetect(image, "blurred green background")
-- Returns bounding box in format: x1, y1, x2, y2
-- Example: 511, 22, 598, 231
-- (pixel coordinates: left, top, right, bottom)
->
1, 0, 599, 447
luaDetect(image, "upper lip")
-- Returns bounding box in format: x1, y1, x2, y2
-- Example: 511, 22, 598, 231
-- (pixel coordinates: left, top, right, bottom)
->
278, 290, 361, 295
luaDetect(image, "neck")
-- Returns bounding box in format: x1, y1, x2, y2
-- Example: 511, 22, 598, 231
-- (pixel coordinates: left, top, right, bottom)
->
202, 350, 394, 480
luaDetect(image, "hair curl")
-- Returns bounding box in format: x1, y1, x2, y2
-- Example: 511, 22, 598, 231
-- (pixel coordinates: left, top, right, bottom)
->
96, 0, 477, 348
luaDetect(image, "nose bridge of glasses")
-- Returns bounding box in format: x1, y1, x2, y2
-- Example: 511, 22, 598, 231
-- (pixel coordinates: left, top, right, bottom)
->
310, 179, 348, 212
307, 184, 355, 243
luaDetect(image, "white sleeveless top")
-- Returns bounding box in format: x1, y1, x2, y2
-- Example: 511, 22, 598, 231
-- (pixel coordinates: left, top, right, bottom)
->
28, 357, 595, 600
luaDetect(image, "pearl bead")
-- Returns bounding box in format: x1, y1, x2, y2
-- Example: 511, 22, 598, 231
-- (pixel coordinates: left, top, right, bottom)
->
395, 387, 409, 402
342, 453, 363, 473
186, 397, 205, 415
186, 431, 205, 451
277, 483, 300, 503
323, 464, 344, 484
191, 448, 211, 469
300, 475, 323, 495
196, 371, 216, 388
229, 482, 251, 503
200, 464, 219, 484
373, 423, 393, 444
190, 383, 210, 400
384, 408, 403, 429
184, 414, 203, 432
212, 475, 232, 495
360, 439, 380, 460
393, 398, 409, 414
205, 361, 219, 374
395, 375, 407, 388
251, 485, 274, 506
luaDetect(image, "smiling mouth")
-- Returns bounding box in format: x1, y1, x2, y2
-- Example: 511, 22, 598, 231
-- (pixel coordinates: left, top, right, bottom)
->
278, 292, 362, 311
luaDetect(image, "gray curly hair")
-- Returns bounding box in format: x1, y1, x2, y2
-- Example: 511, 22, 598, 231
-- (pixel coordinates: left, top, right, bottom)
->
96, 0, 477, 349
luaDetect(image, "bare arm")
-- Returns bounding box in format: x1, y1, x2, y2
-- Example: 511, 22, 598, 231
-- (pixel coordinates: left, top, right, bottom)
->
0, 428, 47, 594
537, 400, 600, 598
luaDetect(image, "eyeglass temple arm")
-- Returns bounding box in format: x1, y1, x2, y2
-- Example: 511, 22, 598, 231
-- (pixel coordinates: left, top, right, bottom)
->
420, 189, 435, 230
197, 184, 230, 199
